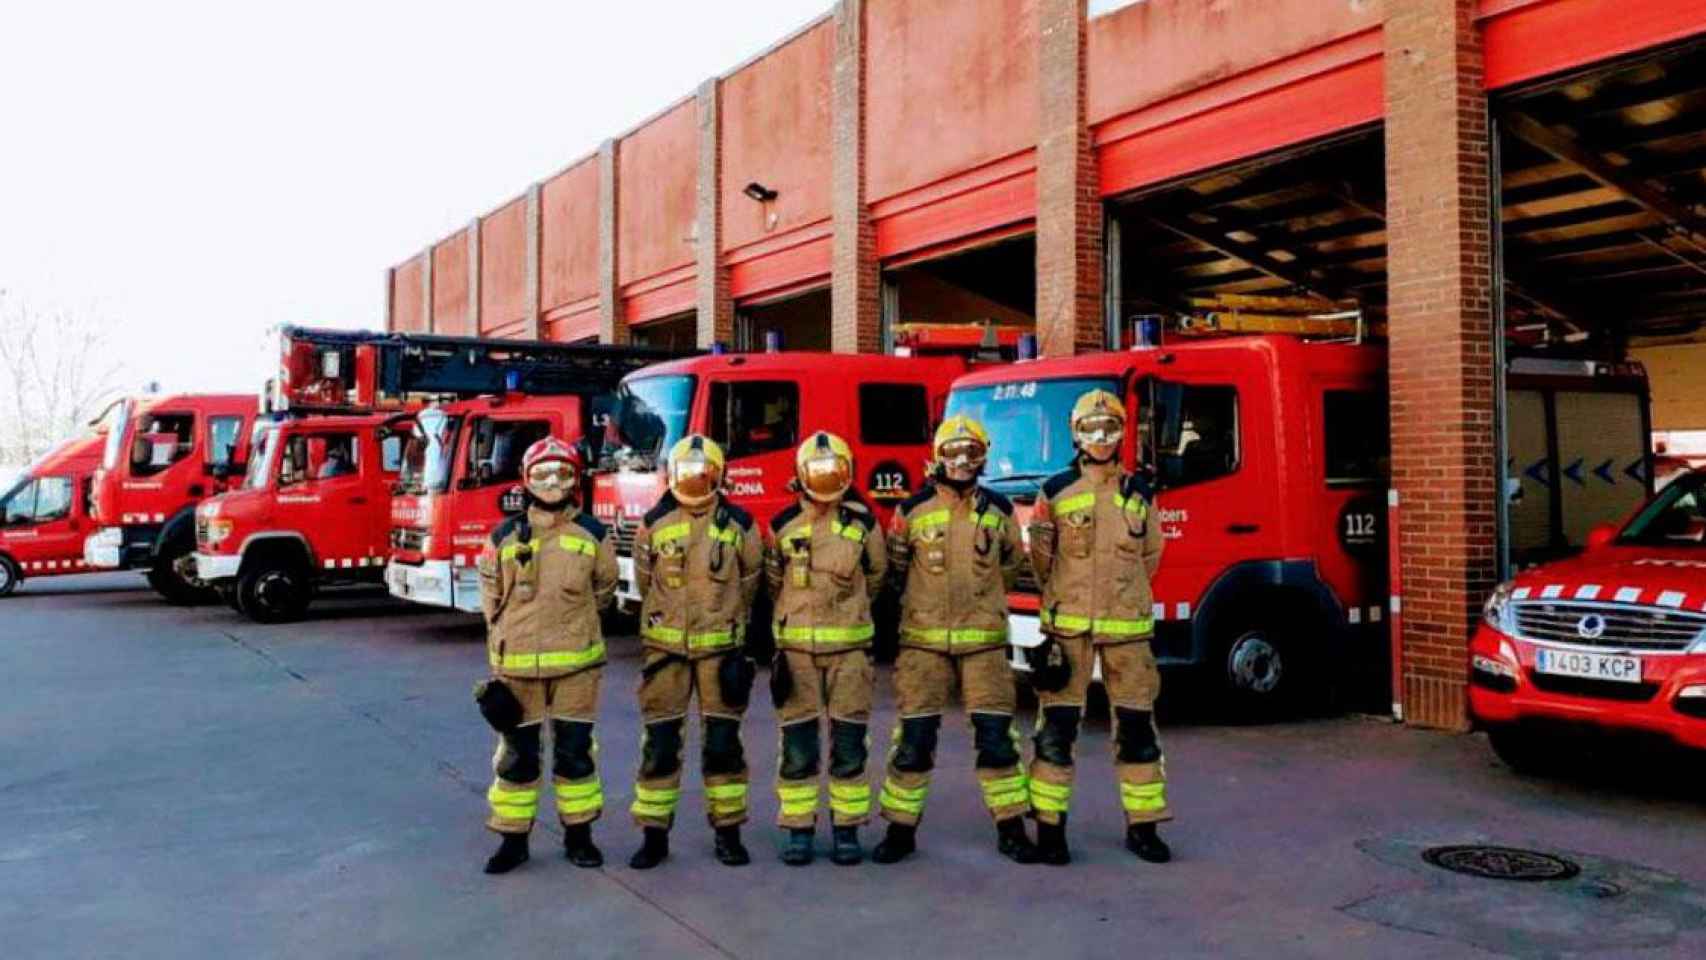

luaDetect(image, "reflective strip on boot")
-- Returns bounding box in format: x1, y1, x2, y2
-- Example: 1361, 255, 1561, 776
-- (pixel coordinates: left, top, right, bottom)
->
777, 782, 819, 818
555, 778, 603, 816
878, 779, 928, 816
980, 772, 1029, 812
488, 782, 539, 822
1030, 778, 1072, 814
704, 782, 747, 816
1120, 781, 1167, 814
630, 784, 681, 820
828, 781, 871, 818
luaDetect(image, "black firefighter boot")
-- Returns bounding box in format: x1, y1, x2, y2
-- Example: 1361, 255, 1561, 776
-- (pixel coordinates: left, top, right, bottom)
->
996, 817, 1040, 864
563, 823, 604, 868
1034, 815, 1071, 866
714, 826, 750, 866
830, 825, 864, 866
628, 827, 670, 870
871, 823, 917, 864
483, 832, 530, 875
780, 828, 815, 866
1126, 823, 1172, 864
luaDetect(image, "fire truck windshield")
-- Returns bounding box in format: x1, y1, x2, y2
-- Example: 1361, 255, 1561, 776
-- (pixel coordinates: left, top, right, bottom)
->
244, 427, 279, 490
946, 376, 1120, 492
1618, 472, 1705, 547
400, 410, 462, 495
614, 375, 693, 467
100, 400, 133, 471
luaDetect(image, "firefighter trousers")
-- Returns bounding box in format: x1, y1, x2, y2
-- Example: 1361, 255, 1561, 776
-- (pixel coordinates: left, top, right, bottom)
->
1030, 637, 1171, 827
774, 648, 874, 828
485, 670, 604, 834
879, 647, 1029, 825
632, 650, 749, 830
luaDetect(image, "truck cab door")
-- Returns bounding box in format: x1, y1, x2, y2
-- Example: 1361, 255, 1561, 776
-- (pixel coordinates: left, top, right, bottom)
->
704, 374, 805, 524
0, 474, 82, 573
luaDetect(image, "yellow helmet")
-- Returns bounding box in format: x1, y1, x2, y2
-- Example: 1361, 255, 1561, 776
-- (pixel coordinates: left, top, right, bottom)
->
667, 434, 725, 508
1070, 388, 1124, 462
932, 414, 989, 481
795, 430, 854, 502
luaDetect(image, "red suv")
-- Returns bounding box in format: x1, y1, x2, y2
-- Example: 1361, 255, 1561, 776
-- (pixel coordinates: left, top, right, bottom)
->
1471, 469, 1706, 767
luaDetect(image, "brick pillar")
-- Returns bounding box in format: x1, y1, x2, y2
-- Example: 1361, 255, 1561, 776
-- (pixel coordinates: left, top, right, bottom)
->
524, 183, 542, 340
1036, 0, 1102, 357
831, 0, 881, 354
384, 266, 396, 333
696, 78, 734, 349
1384, 0, 1496, 731
420, 249, 434, 333
598, 138, 629, 345
465, 219, 482, 335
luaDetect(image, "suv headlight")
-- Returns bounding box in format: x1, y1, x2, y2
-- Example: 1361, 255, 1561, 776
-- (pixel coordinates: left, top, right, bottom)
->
1483, 581, 1517, 634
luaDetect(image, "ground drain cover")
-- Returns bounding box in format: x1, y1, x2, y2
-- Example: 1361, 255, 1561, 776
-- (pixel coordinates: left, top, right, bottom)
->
1422, 844, 1580, 882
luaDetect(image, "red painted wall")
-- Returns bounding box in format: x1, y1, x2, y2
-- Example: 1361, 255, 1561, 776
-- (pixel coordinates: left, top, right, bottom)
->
865, 0, 1039, 202
479, 197, 528, 334
1087, 0, 1384, 126
540, 158, 599, 318
618, 100, 698, 286
431, 235, 470, 336
721, 21, 834, 252
390, 256, 424, 333
1481, 0, 1706, 90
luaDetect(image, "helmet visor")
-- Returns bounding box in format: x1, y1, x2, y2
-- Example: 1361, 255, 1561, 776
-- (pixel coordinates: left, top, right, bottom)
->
1073, 415, 1124, 449
526, 461, 576, 492
800, 454, 851, 500
670, 457, 720, 504
937, 437, 988, 474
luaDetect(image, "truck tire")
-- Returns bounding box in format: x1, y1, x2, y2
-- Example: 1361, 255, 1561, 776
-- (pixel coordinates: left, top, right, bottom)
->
1212, 609, 1319, 720
238, 560, 313, 624
0, 555, 19, 597
147, 540, 216, 606
1486, 725, 1565, 777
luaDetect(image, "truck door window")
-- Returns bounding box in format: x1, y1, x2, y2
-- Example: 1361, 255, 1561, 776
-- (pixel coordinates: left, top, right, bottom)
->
859, 384, 931, 445
33, 476, 73, 522
1147, 382, 1239, 489
467, 419, 551, 487
129, 413, 195, 477
1323, 390, 1390, 486
709, 381, 800, 459
380, 433, 405, 473
2, 479, 36, 526
206, 416, 244, 470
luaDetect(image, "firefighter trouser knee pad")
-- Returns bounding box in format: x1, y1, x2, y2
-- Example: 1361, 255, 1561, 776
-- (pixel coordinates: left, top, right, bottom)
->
497, 724, 543, 783
702, 717, 745, 776
552, 720, 597, 781
892, 716, 941, 773
829, 720, 868, 780
780, 720, 820, 780
1035, 706, 1081, 767
1114, 708, 1161, 764
639, 718, 685, 779
971, 713, 1020, 769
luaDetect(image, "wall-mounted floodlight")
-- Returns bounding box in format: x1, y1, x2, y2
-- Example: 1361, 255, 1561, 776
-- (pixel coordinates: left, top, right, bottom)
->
743, 182, 778, 203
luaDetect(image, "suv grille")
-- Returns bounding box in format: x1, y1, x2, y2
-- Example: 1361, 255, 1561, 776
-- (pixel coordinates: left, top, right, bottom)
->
613, 517, 639, 558
392, 527, 427, 552
1512, 600, 1706, 652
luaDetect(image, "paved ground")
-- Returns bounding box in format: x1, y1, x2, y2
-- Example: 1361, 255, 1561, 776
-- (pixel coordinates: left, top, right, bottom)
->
4, 574, 1706, 960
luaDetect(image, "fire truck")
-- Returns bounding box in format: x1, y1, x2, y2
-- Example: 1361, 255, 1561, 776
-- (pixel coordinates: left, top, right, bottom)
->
0, 434, 107, 597
83, 393, 261, 603
592, 348, 974, 651
385, 337, 690, 613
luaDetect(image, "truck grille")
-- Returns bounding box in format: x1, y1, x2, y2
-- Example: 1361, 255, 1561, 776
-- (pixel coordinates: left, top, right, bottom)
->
1512, 601, 1706, 652
392, 527, 427, 552
613, 517, 639, 558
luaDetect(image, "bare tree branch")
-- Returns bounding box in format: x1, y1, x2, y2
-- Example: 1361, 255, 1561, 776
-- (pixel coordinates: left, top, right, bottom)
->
0, 290, 128, 467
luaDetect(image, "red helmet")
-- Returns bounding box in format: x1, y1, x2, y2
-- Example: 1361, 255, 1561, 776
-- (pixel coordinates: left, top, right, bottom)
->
521, 436, 581, 475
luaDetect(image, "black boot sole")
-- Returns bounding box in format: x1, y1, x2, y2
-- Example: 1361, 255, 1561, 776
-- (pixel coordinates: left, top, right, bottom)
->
1126, 839, 1171, 864
483, 852, 530, 875
998, 840, 1041, 865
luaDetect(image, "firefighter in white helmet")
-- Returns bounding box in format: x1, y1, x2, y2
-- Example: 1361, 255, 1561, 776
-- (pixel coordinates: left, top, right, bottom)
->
764, 430, 886, 866
1026, 389, 1171, 865
872, 414, 1038, 864
626, 435, 763, 870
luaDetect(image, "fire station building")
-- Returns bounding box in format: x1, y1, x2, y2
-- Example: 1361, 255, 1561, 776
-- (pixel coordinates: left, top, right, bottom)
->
385, 0, 1706, 731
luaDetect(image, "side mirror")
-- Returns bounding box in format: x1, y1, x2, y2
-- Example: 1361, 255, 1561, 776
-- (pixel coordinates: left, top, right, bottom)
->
1586, 523, 1618, 551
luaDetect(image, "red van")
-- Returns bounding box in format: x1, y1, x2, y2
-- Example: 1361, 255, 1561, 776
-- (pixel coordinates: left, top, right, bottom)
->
0, 435, 107, 596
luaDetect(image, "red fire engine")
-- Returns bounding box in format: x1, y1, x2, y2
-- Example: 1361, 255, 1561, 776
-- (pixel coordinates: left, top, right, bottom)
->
1472, 468, 1706, 765
0, 434, 108, 596
83, 393, 261, 602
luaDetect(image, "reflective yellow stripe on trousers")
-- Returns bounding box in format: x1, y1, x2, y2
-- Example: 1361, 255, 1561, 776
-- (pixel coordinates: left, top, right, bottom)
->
774, 623, 874, 646
1120, 781, 1167, 813
879, 779, 928, 815
641, 625, 736, 649
1039, 610, 1154, 637
630, 784, 681, 820
777, 782, 819, 817
1030, 779, 1071, 813
490, 641, 606, 671
829, 781, 871, 816
555, 779, 603, 816
488, 783, 538, 821
704, 782, 747, 813
903, 626, 1008, 648
980, 772, 1029, 810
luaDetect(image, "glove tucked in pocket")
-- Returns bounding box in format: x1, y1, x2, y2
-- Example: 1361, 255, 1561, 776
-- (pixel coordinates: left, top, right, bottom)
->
474, 676, 524, 732
1026, 637, 1072, 693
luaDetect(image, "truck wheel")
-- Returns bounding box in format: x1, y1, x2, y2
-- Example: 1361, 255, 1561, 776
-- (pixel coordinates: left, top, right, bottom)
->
0, 556, 19, 597
238, 561, 312, 624
1487, 725, 1564, 777
217, 582, 247, 616
147, 542, 216, 606
1214, 614, 1314, 720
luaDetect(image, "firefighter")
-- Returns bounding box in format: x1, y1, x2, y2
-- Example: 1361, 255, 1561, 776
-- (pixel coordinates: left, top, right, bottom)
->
1026, 389, 1171, 866
765, 430, 886, 866
873, 414, 1039, 865
626, 435, 763, 870
474, 437, 619, 874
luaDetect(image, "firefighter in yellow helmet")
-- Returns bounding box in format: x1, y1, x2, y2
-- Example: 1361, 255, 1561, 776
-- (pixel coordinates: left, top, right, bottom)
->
1026, 389, 1171, 865
872, 414, 1038, 865
626, 435, 763, 870
474, 437, 619, 874
764, 430, 886, 866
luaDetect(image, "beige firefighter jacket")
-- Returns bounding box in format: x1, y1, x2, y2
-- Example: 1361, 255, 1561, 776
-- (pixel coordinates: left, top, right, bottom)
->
1028, 459, 1164, 644
478, 503, 619, 678
764, 496, 887, 654
633, 492, 762, 658
886, 481, 1021, 654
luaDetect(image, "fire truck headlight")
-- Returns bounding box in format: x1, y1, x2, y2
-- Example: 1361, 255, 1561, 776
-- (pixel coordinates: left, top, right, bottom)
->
203, 520, 234, 546
1482, 581, 1516, 634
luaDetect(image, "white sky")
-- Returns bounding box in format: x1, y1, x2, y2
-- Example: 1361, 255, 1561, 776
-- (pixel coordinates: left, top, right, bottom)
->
0, 0, 833, 396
